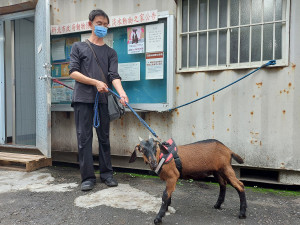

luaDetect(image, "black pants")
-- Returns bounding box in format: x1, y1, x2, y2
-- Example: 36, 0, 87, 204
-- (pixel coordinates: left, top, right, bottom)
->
74, 102, 113, 183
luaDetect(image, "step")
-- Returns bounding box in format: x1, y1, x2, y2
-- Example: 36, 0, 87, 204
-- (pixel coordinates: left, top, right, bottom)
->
0, 152, 52, 172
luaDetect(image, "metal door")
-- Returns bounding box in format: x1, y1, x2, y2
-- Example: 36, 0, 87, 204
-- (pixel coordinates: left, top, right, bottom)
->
35, 0, 51, 157
0, 21, 5, 144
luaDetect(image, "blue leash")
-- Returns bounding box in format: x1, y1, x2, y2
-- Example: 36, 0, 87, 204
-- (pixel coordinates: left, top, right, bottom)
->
92, 60, 276, 137
93, 92, 100, 128
107, 88, 159, 138
168, 60, 276, 112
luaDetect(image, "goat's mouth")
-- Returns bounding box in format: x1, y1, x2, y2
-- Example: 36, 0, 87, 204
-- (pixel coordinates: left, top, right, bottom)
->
149, 161, 158, 170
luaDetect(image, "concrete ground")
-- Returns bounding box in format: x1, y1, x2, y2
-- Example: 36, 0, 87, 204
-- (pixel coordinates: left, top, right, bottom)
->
0, 165, 299, 225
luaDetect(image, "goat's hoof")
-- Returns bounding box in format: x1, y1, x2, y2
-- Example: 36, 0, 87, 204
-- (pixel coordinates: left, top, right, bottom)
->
154, 218, 162, 224
239, 214, 247, 219
214, 204, 221, 209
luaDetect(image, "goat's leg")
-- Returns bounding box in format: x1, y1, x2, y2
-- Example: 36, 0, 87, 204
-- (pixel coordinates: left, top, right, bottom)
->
213, 172, 227, 209
223, 167, 247, 219
154, 178, 177, 224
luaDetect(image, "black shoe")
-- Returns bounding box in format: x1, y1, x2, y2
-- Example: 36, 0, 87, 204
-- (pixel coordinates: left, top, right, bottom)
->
102, 177, 118, 187
81, 180, 95, 191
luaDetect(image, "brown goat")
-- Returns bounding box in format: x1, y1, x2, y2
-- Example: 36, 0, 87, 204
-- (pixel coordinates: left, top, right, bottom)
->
129, 138, 247, 224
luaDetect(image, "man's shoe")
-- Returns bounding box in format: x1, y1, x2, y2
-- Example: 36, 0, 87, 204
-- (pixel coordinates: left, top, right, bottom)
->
81, 180, 95, 191
103, 177, 118, 187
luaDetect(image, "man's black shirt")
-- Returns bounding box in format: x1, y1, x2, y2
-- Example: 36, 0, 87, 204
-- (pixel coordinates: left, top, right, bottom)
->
69, 41, 121, 104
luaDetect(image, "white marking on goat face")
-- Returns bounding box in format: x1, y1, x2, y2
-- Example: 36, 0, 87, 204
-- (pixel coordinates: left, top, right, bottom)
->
74, 183, 176, 215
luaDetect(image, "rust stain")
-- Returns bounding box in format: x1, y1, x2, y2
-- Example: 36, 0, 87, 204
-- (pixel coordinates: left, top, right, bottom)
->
287, 90, 289, 94
280, 162, 285, 169
283, 89, 286, 93
192, 132, 195, 137
94, 4, 96, 7
57, 8, 59, 12
256, 82, 263, 88
260, 141, 262, 146
280, 90, 282, 94
122, 135, 126, 138
213, 79, 215, 82
253, 95, 255, 98
250, 111, 254, 115
120, 118, 124, 126
250, 140, 253, 144
283, 110, 286, 115
212, 112, 214, 115
229, 114, 231, 117
196, 91, 199, 97
177, 111, 179, 116
288, 82, 292, 87
57, 19, 61, 23
212, 95, 215, 102
176, 86, 180, 94
291, 63, 296, 69
227, 128, 230, 132
74, 0, 77, 3
137, 3, 140, 6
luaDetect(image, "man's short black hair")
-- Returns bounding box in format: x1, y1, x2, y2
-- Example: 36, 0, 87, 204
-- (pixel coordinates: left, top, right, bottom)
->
89, 9, 110, 24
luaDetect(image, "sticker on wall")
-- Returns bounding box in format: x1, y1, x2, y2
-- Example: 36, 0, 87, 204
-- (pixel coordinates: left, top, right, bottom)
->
146, 52, 164, 80
146, 23, 164, 53
127, 26, 145, 54
119, 62, 140, 81
51, 38, 66, 62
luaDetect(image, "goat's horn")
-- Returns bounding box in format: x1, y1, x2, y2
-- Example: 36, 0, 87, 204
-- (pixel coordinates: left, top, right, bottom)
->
138, 136, 143, 142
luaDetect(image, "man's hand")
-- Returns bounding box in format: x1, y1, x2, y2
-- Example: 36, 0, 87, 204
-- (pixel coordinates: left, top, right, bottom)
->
95, 80, 108, 93
119, 93, 129, 106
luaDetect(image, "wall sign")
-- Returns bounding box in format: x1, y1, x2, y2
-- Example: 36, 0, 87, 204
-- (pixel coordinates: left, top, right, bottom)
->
50, 10, 158, 35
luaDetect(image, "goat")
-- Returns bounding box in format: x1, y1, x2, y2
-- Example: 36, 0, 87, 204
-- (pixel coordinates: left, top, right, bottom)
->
129, 137, 247, 224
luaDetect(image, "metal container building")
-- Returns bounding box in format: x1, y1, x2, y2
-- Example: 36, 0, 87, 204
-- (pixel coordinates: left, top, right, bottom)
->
1, 0, 299, 185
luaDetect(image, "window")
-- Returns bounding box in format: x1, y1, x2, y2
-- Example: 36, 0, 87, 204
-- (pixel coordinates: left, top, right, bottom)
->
177, 0, 290, 72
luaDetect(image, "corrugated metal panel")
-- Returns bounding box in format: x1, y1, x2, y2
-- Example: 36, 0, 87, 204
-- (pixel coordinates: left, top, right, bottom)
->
51, 0, 300, 175
50, 0, 176, 25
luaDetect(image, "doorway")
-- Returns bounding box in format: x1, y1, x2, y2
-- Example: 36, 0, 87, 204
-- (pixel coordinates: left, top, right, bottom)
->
4, 16, 36, 146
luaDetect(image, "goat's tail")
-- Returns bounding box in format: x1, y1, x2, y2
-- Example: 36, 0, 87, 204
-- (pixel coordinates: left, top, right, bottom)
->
231, 152, 244, 164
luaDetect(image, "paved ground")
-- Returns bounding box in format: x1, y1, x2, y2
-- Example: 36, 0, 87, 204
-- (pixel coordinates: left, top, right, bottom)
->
0, 165, 299, 225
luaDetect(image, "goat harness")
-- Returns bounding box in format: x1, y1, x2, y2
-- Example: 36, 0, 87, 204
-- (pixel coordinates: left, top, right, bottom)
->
155, 138, 182, 176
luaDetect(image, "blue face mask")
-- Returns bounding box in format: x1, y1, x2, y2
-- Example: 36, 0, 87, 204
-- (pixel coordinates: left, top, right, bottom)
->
94, 25, 107, 38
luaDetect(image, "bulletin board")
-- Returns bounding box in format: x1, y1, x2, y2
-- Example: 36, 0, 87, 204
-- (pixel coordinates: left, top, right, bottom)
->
50, 13, 175, 112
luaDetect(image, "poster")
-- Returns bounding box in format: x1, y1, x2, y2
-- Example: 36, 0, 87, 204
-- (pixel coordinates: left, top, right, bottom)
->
146, 23, 164, 53
127, 26, 145, 54
51, 38, 66, 61
146, 52, 164, 80
80, 32, 114, 48
66, 37, 80, 60
51, 80, 75, 103
118, 62, 140, 81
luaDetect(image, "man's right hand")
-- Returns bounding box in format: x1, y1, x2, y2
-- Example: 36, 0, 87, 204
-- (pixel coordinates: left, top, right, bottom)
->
95, 80, 108, 93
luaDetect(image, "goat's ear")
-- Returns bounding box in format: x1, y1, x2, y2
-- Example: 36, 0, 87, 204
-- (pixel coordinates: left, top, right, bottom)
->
129, 149, 137, 163
129, 145, 140, 163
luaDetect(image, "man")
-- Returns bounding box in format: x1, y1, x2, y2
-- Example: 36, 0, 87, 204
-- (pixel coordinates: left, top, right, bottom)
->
69, 9, 128, 191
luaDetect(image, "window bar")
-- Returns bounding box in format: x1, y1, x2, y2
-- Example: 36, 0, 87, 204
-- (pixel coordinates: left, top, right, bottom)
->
226, 0, 231, 66
187, 0, 190, 68
249, 0, 252, 64
272, 0, 276, 59
216, 0, 220, 66
260, 0, 264, 62
206, 0, 209, 67
238, 0, 241, 65
196, 0, 199, 68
